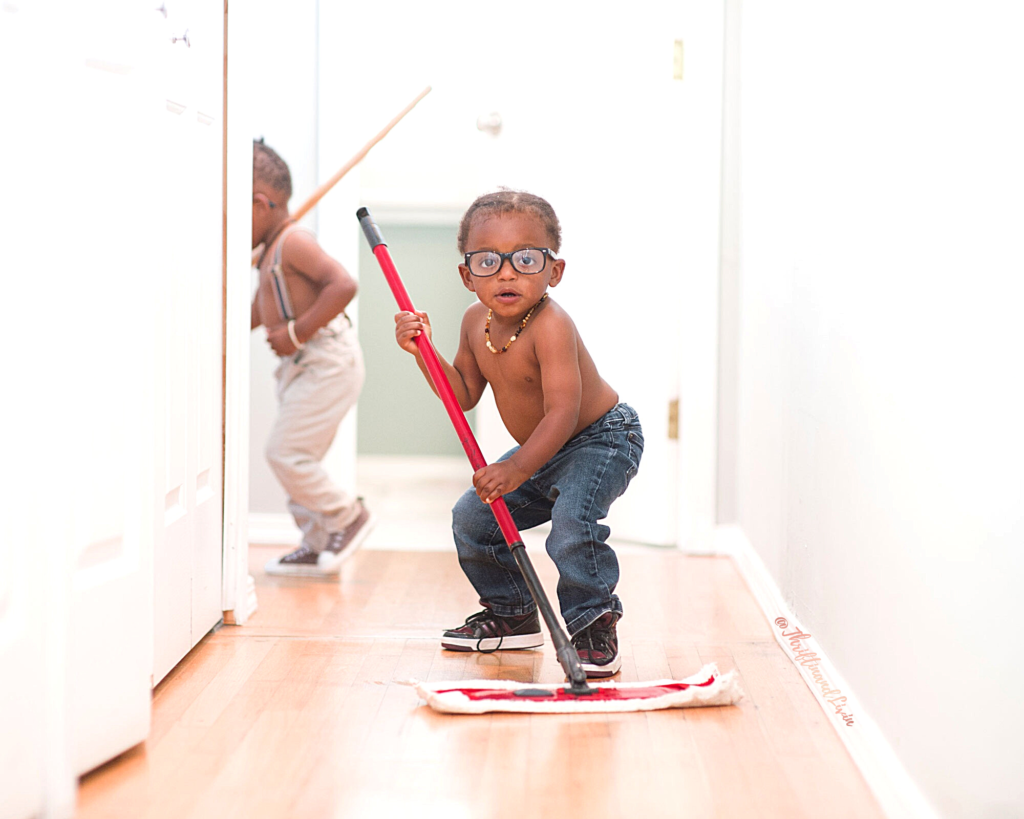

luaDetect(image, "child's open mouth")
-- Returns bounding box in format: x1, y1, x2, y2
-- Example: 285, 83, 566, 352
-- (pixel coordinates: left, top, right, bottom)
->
496, 291, 520, 303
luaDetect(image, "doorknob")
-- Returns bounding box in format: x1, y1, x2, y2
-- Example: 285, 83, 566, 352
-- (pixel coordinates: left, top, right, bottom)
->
476, 111, 502, 137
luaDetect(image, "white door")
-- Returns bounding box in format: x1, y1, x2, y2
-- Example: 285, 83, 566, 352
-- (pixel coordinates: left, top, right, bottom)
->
61, 1, 167, 778
3, 3, 225, 810
17, 0, 166, 782
53, 0, 225, 759
468, 2, 726, 548
152, 0, 226, 684
1, 7, 52, 815
0, 517, 49, 819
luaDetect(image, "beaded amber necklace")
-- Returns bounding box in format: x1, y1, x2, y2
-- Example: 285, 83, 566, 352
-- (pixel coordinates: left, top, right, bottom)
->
485, 293, 548, 354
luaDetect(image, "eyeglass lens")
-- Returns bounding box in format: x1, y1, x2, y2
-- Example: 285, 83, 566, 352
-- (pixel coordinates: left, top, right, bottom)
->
469, 248, 548, 277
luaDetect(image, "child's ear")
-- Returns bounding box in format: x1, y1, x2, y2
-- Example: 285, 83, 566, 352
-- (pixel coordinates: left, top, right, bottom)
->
458, 264, 477, 293
547, 258, 566, 287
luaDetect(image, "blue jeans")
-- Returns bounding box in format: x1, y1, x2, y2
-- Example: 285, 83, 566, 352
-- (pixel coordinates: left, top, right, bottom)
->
452, 403, 644, 636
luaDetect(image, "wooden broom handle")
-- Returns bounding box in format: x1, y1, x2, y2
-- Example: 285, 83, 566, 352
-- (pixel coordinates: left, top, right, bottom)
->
291, 85, 431, 223
252, 87, 431, 267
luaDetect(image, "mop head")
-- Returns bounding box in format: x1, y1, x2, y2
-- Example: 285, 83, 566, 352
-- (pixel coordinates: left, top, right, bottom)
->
404, 663, 743, 715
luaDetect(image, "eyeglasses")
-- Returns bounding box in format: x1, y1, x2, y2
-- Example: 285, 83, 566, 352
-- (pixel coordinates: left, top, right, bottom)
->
464, 247, 558, 277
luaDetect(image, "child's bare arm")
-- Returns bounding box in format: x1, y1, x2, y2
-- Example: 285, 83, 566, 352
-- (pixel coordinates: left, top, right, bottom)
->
395, 308, 487, 411
251, 298, 261, 330
473, 314, 582, 503
266, 232, 357, 355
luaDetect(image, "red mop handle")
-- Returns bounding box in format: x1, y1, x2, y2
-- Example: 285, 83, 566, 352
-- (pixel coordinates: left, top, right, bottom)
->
358, 207, 593, 692
357, 208, 522, 547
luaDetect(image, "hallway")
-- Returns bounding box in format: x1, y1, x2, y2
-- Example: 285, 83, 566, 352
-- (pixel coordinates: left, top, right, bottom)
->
78, 525, 884, 818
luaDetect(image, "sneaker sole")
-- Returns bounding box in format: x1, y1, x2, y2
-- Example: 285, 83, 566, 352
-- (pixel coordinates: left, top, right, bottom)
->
441, 632, 544, 652
317, 510, 377, 574
580, 654, 622, 678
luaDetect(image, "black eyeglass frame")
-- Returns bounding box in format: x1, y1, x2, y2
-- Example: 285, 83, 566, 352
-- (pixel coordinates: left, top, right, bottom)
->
463, 247, 559, 277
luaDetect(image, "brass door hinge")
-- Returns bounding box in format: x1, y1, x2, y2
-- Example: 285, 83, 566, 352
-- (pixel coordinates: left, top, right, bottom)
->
668, 398, 679, 440
673, 40, 684, 80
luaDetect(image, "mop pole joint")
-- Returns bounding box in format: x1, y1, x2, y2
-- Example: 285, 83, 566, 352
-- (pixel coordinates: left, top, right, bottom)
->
356, 207, 386, 250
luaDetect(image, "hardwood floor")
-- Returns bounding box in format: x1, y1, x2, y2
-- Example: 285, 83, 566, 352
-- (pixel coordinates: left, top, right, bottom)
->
78, 536, 885, 818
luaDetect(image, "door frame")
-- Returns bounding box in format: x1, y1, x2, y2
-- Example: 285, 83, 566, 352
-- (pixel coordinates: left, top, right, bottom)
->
221, 0, 256, 624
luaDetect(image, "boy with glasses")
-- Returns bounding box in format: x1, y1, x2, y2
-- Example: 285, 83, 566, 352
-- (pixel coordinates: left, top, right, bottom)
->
394, 189, 643, 677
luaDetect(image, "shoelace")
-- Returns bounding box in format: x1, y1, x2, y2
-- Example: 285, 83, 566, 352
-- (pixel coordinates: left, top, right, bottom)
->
463, 610, 506, 654
573, 623, 615, 659
281, 545, 316, 563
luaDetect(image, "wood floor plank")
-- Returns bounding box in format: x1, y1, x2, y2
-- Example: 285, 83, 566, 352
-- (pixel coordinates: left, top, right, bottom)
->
730, 641, 820, 758
78, 549, 885, 819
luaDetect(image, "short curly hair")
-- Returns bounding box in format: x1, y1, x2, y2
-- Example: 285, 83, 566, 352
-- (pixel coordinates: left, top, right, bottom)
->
457, 189, 562, 254
253, 139, 292, 201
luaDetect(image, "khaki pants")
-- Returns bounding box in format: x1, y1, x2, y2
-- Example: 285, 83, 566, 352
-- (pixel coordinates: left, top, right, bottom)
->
266, 319, 365, 552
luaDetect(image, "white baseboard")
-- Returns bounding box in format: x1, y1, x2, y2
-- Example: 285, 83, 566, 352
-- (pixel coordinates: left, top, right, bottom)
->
247, 513, 302, 546
717, 525, 940, 819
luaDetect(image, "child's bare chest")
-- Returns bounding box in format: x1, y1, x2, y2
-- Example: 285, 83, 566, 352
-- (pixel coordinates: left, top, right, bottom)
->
471, 337, 543, 397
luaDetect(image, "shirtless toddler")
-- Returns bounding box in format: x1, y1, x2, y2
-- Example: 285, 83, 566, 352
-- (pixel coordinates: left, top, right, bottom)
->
394, 190, 644, 676
252, 140, 373, 575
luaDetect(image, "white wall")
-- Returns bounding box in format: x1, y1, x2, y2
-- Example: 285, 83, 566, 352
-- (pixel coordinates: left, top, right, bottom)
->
725, 3, 1024, 816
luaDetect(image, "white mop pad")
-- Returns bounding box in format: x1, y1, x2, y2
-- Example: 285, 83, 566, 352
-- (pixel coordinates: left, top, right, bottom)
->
404, 663, 744, 715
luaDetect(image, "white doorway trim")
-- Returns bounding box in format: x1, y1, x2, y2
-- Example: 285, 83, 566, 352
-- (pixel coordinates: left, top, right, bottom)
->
222, 3, 256, 625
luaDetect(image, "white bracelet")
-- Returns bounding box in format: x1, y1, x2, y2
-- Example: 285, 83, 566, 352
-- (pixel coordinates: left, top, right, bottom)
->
287, 320, 304, 350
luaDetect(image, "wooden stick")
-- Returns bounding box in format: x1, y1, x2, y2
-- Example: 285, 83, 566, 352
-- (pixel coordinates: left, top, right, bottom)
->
291, 85, 432, 222
252, 86, 431, 266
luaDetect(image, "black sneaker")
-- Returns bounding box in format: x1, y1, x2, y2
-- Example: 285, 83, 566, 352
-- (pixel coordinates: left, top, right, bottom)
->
264, 500, 375, 577
441, 607, 544, 652
319, 500, 375, 573
264, 544, 321, 576
572, 612, 621, 677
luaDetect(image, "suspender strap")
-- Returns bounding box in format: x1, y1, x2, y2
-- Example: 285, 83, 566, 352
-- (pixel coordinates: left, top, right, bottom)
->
268, 224, 351, 330
270, 225, 308, 322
